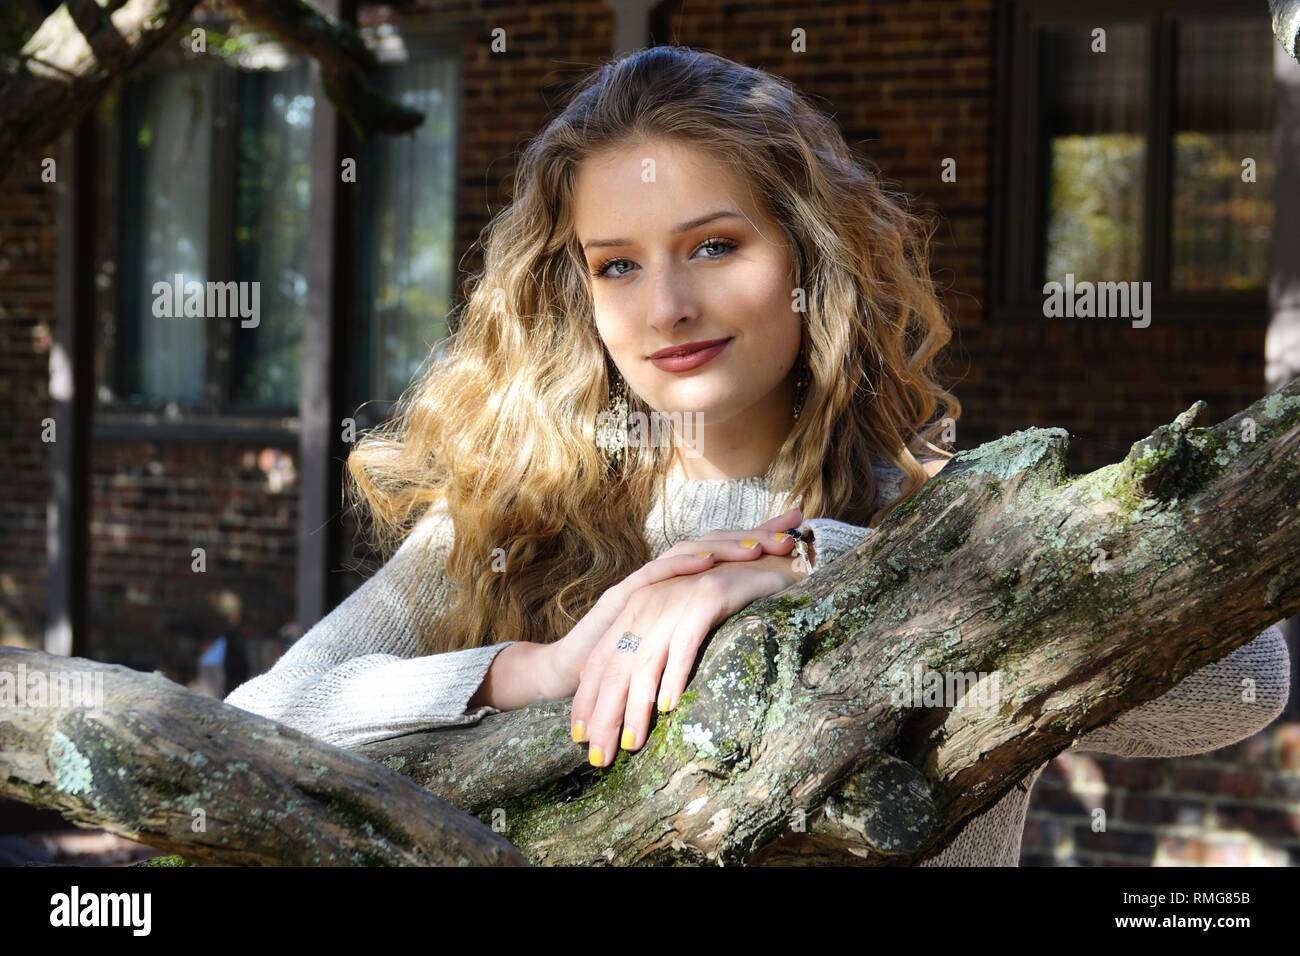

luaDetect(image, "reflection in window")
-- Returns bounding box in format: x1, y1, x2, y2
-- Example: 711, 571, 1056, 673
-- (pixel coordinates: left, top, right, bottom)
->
1172, 19, 1274, 292
356, 56, 459, 402
232, 66, 315, 408
118, 70, 214, 404
1040, 24, 1148, 284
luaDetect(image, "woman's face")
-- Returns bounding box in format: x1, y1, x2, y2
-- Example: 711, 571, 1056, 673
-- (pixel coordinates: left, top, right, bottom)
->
573, 137, 802, 440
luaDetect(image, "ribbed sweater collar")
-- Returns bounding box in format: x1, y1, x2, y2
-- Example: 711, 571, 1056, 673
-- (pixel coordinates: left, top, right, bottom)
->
644, 472, 800, 554
644, 453, 904, 553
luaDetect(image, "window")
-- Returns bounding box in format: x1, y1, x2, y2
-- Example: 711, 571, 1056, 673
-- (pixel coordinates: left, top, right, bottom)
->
231, 65, 316, 408
992, 0, 1275, 318
350, 28, 462, 417
115, 65, 216, 406
96, 35, 315, 416
93, 21, 461, 428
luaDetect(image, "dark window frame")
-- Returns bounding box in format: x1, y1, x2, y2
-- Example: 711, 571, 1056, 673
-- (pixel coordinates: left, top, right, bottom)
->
95, 22, 301, 429
91, 15, 464, 440
344, 21, 464, 436
990, 0, 1275, 322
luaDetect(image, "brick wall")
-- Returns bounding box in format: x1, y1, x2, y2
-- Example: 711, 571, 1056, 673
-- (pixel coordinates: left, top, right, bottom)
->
1025, 732, 1300, 865
0, 0, 616, 676
0, 151, 55, 649
87, 440, 298, 684
655, 0, 1275, 475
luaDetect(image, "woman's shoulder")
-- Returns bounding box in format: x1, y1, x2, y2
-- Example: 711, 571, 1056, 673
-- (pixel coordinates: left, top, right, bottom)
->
375, 501, 457, 574
867, 450, 950, 508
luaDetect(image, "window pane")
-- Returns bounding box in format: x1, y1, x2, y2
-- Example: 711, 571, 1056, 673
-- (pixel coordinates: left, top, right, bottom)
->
232, 63, 315, 409
356, 55, 459, 403
118, 71, 214, 404
1039, 24, 1148, 284
1171, 18, 1274, 292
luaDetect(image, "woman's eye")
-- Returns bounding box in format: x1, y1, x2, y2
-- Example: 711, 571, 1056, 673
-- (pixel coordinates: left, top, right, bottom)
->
591, 238, 737, 280
696, 238, 737, 259
592, 257, 634, 279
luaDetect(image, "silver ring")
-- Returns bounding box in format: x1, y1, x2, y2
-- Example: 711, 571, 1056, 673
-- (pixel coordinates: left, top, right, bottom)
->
616, 632, 641, 654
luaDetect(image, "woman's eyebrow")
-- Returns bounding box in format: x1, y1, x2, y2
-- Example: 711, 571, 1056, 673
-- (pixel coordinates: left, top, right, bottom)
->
581, 209, 745, 251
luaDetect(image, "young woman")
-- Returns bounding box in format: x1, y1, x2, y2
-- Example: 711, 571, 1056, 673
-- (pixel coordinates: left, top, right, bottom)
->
226, 46, 1289, 866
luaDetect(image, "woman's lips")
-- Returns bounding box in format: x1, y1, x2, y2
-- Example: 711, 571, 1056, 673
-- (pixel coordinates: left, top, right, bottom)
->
647, 338, 732, 373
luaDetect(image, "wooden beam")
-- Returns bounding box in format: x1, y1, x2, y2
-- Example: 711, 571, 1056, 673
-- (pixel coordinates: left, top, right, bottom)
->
46, 121, 93, 659
296, 0, 353, 629
1268, 33, 1300, 712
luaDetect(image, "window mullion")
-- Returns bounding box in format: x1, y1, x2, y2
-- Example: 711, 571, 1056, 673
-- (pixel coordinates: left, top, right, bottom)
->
1144, 15, 1175, 294
206, 64, 239, 411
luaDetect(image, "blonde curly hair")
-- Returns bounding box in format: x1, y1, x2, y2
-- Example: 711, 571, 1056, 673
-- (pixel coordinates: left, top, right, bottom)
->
344, 46, 959, 652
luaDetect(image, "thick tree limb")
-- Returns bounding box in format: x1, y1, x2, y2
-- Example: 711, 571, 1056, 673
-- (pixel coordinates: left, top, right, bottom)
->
226, 0, 423, 140
0, 0, 201, 182
2, 378, 1297, 866
356, 377, 1300, 866
0, 0, 422, 183
1272, 0, 1300, 59
0, 652, 525, 866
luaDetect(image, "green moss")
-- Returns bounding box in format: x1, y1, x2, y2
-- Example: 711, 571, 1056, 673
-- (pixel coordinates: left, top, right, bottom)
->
138, 853, 192, 867
892, 492, 925, 520
492, 690, 711, 857
804, 628, 850, 664
487, 776, 592, 853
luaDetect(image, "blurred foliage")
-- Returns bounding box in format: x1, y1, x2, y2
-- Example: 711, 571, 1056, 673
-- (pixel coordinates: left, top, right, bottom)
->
0, 4, 36, 58
1046, 134, 1145, 283
1171, 131, 1272, 291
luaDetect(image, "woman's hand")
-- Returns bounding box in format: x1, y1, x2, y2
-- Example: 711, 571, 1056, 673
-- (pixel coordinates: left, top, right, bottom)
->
569, 550, 808, 767
537, 507, 803, 704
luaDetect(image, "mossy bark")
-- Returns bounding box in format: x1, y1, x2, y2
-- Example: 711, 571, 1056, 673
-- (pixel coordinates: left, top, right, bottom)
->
3, 378, 1298, 865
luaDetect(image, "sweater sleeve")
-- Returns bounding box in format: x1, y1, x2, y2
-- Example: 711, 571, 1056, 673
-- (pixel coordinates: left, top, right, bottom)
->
1069, 624, 1291, 757
223, 506, 518, 751
801, 457, 910, 572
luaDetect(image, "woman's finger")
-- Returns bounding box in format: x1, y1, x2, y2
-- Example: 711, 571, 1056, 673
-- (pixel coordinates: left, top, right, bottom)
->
620, 600, 684, 752
608, 551, 716, 605
570, 626, 616, 742
571, 586, 656, 739
659, 535, 791, 562
583, 652, 634, 767
585, 599, 674, 765
757, 506, 803, 532
656, 585, 724, 713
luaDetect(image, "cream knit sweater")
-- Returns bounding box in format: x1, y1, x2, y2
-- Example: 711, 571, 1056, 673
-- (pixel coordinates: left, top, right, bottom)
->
225, 456, 1291, 866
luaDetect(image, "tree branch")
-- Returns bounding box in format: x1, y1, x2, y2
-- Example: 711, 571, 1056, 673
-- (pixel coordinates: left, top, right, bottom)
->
0, 652, 525, 866
225, 0, 422, 139
0, 0, 422, 183
357, 376, 1300, 866
1272, 0, 1300, 59
3, 378, 1296, 866
0, 0, 201, 182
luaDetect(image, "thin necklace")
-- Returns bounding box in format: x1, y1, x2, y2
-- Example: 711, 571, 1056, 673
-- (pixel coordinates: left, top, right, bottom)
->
658, 453, 798, 546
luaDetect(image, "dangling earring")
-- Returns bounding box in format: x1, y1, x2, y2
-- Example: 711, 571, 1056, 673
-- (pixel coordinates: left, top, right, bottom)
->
792, 347, 810, 423
596, 368, 630, 468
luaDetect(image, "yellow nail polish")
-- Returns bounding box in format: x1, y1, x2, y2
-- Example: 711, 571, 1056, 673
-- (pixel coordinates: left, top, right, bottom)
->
695, 551, 713, 558
774, 532, 789, 541
589, 746, 605, 766
571, 720, 586, 742
657, 691, 672, 713
621, 728, 636, 750
740, 539, 758, 548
